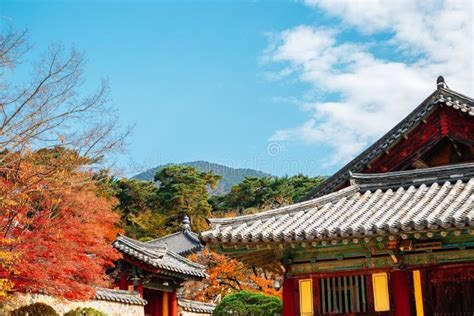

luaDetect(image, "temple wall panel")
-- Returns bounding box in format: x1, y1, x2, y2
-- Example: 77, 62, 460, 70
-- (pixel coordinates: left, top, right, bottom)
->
283, 262, 474, 315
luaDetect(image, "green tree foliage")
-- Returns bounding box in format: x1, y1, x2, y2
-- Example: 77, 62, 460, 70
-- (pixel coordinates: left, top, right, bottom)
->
65, 307, 107, 316
155, 165, 221, 232
113, 178, 163, 238
213, 291, 282, 316
11, 303, 58, 316
111, 167, 323, 239
211, 174, 325, 215
95, 175, 166, 239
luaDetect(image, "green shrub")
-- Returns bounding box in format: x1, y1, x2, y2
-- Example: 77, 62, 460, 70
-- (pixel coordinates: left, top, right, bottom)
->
11, 303, 58, 316
64, 307, 107, 316
213, 291, 282, 316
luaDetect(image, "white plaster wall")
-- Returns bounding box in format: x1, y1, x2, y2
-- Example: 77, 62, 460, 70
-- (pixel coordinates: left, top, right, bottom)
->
0, 293, 144, 316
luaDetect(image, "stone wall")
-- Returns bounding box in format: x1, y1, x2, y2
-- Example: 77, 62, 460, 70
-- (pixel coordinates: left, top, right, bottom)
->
0, 293, 144, 316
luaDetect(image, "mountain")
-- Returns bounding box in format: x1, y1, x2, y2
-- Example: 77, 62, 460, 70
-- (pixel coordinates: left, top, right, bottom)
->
132, 161, 271, 195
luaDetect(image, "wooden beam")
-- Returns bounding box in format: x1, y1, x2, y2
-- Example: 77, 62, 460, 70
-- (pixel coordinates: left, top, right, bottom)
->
412, 158, 430, 169
232, 249, 274, 259
244, 254, 277, 267
289, 249, 474, 275
144, 282, 174, 292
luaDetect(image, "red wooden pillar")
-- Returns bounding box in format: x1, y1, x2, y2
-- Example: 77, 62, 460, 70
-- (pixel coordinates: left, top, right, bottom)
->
282, 276, 296, 316
143, 289, 157, 316
169, 290, 178, 316
391, 271, 411, 316
119, 274, 128, 290
137, 282, 143, 297
156, 291, 163, 316
312, 276, 320, 314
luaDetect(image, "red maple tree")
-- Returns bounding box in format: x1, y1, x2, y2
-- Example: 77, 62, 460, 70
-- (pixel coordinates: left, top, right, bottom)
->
0, 148, 121, 300
184, 248, 282, 302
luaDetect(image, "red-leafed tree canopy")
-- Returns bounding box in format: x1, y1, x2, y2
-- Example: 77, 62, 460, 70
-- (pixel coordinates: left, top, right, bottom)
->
0, 148, 122, 300
0, 27, 128, 300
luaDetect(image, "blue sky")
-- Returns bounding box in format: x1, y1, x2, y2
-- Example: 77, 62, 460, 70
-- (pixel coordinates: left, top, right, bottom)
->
1, 0, 472, 177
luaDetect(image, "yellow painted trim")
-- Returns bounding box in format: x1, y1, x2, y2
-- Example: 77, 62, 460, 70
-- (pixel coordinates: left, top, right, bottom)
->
162, 291, 169, 316
299, 279, 313, 315
127, 285, 134, 292
372, 272, 390, 311
413, 270, 424, 316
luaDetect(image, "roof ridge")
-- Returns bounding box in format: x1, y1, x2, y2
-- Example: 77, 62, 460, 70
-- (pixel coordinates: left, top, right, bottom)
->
351, 162, 474, 178
205, 185, 359, 228
183, 229, 200, 243
351, 163, 474, 191
439, 87, 474, 103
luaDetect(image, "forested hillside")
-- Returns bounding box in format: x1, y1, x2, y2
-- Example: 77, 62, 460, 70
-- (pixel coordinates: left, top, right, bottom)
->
132, 161, 270, 195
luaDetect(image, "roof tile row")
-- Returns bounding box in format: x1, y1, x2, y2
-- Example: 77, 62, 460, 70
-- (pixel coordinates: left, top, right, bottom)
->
95, 288, 147, 306
178, 299, 216, 313
202, 164, 474, 243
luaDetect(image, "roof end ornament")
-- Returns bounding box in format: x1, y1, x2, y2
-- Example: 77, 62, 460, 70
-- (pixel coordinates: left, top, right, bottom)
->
182, 214, 191, 231
437, 76, 448, 89
349, 170, 356, 185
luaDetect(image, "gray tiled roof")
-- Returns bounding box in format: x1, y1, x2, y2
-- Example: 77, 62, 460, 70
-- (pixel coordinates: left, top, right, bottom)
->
201, 163, 474, 243
95, 288, 147, 306
113, 236, 206, 279
146, 230, 203, 256
178, 299, 216, 313
306, 86, 473, 199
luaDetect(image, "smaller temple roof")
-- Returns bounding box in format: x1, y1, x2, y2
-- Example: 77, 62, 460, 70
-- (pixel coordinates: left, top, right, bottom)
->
201, 163, 474, 243
146, 215, 203, 256
95, 288, 147, 306
113, 235, 206, 279
178, 299, 216, 314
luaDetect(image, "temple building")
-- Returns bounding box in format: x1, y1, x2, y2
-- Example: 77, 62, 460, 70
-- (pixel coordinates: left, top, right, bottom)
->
201, 77, 474, 315
113, 216, 207, 316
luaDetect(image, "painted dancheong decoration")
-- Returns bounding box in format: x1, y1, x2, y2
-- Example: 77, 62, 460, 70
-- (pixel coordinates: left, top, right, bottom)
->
201, 77, 474, 315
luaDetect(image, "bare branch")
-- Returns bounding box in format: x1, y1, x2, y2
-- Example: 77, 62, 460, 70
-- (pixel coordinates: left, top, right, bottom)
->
0, 28, 129, 175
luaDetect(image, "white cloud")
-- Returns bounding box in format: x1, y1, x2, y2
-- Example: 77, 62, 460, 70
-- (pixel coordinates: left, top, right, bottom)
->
266, 0, 473, 167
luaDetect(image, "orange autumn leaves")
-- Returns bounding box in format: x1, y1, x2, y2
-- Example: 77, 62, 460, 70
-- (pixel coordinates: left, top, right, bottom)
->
184, 248, 281, 302
0, 148, 121, 300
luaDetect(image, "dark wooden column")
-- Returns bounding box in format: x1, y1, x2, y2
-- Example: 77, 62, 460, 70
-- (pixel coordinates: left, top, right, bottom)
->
391, 271, 411, 316
282, 277, 296, 316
